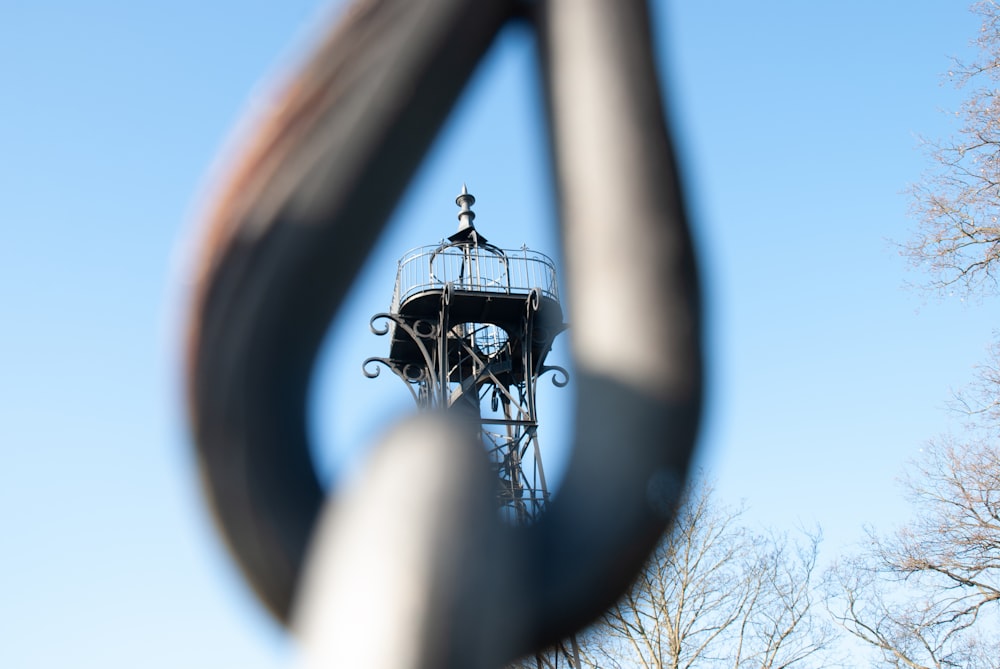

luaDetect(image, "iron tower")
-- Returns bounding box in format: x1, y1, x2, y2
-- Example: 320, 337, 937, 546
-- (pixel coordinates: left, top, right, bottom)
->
364, 186, 568, 525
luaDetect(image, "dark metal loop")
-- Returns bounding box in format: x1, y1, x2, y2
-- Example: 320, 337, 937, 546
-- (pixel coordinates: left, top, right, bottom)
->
186, 0, 701, 662
412, 319, 438, 339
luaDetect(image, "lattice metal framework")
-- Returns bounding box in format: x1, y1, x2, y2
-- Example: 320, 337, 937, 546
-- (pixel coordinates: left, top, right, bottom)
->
365, 187, 568, 525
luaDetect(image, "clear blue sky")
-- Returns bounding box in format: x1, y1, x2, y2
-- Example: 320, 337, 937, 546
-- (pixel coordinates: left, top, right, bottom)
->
1, 2, 996, 667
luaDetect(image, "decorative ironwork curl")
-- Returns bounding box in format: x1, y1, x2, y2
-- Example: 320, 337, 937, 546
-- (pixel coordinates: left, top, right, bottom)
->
538, 364, 570, 388
369, 313, 394, 336
412, 319, 438, 339
362, 356, 387, 378
370, 312, 439, 341
527, 286, 541, 312
402, 363, 427, 382
366, 313, 439, 398
363, 357, 423, 404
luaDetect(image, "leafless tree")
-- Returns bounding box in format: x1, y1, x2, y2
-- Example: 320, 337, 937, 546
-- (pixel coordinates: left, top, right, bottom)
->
552, 483, 836, 669
951, 339, 1000, 423
825, 358, 1000, 669
906, 1, 1000, 298
865, 4, 1000, 660
506, 640, 582, 669
826, 438, 1000, 668
874, 5, 1000, 658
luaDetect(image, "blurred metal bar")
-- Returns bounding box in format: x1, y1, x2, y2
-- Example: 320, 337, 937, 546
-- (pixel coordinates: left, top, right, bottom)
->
506, 0, 702, 650
293, 414, 509, 669
188, 0, 518, 623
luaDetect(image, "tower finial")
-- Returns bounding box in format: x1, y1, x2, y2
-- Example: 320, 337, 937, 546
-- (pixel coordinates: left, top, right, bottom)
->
455, 184, 476, 232
449, 184, 486, 243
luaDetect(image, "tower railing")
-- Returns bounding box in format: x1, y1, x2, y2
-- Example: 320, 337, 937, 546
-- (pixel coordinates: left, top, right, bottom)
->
391, 244, 560, 312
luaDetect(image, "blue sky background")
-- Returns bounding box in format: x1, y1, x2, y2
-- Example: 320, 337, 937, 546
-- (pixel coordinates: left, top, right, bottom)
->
2, 2, 997, 667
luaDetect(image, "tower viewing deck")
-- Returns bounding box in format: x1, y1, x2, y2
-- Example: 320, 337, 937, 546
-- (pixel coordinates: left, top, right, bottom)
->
387, 242, 564, 363
375, 187, 565, 383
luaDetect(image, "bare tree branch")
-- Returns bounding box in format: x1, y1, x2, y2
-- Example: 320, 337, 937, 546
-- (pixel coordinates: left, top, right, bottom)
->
575, 482, 836, 668
905, 1, 1000, 299
825, 436, 1000, 668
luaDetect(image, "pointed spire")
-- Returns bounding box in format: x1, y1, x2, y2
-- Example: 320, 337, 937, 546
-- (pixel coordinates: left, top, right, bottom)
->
449, 184, 486, 244
455, 183, 476, 231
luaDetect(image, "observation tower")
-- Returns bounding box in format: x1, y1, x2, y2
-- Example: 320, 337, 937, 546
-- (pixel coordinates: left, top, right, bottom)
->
364, 186, 568, 525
